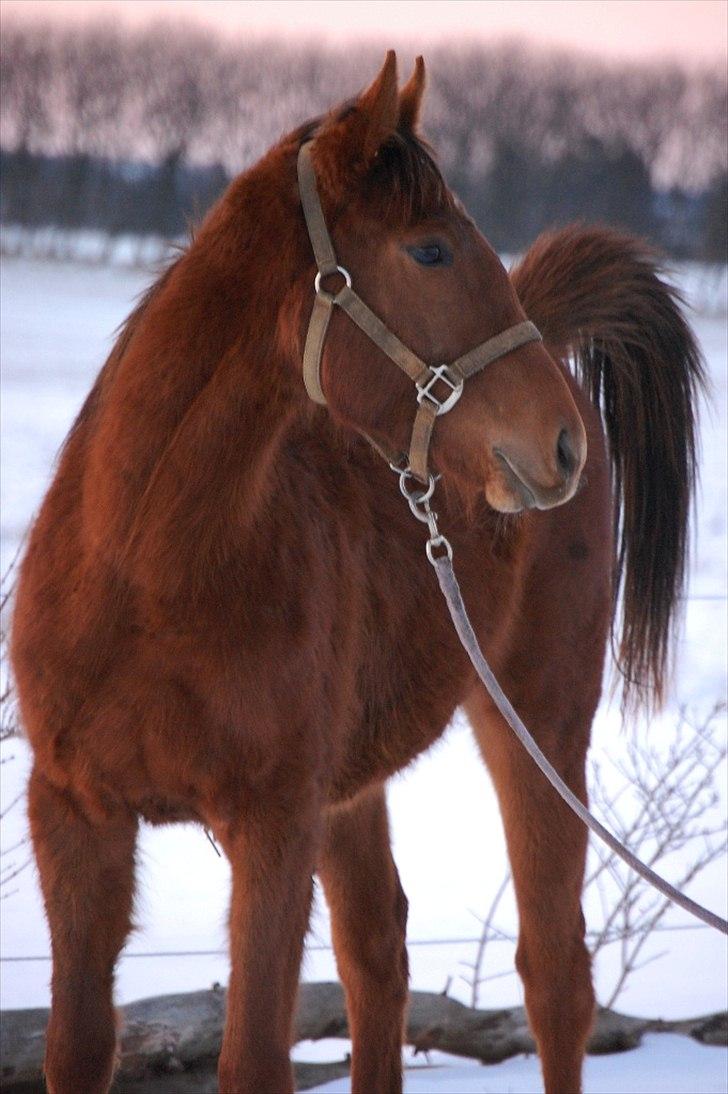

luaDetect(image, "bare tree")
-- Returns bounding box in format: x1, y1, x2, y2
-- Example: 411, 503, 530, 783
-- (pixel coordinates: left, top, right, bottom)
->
0, 22, 53, 152
0, 22, 54, 226
1, 19, 726, 250
461, 705, 727, 1009
0, 554, 29, 901
703, 170, 728, 261
586, 705, 727, 1007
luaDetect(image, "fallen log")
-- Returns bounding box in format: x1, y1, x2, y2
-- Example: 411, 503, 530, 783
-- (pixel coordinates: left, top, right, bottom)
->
1, 983, 725, 1092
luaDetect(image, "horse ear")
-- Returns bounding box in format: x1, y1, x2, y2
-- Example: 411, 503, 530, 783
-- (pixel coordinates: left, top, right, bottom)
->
356, 49, 400, 161
312, 51, 399, 192
399, 56, 426, 132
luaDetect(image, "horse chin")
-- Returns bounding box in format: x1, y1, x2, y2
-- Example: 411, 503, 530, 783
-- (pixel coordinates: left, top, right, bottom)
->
484, 484, 528, 514
483, 459, 534, 514
439, 453, 528, 516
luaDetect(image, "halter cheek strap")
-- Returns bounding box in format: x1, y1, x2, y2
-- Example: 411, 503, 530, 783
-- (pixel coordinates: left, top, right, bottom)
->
297, 141, 542, 483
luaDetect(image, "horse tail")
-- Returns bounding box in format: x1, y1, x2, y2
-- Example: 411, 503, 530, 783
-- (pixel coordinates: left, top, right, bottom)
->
511, 225, 706, 710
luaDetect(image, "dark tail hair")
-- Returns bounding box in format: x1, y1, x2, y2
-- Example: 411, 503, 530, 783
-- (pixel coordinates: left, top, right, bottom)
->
511, 226, 706, 709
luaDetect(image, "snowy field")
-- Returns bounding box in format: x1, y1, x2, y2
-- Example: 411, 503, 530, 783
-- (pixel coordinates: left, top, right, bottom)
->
1, 254, 726, 1092
306, 1035, 728, 1094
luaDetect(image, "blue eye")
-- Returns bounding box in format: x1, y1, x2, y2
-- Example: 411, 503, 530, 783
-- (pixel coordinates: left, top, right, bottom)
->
407, 243, 451, 267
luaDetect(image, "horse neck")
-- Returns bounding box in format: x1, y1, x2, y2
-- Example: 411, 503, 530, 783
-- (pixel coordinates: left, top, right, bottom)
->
85, 157, 307, 581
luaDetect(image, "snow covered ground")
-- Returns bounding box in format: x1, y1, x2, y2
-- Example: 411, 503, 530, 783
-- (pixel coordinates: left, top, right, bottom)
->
1, 254, 726, 1091
304, 1035, 728, 1093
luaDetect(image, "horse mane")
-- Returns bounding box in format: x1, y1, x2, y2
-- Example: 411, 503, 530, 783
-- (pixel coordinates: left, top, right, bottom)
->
69, 112, 447, 488
65, 115, 455, 573
57, 257, 183, 461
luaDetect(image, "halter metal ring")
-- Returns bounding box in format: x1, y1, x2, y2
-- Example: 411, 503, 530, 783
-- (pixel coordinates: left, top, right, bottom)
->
426, 534, 453, 564
416, 364, 464, 416
398, 468, 436, 508
314, 265, 352, 295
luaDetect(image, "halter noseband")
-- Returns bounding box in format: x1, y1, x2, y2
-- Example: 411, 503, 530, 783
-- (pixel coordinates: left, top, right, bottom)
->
297, 141, 542, 484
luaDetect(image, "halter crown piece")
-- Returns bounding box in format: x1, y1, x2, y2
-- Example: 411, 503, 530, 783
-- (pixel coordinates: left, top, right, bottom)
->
297, 141, 542, 484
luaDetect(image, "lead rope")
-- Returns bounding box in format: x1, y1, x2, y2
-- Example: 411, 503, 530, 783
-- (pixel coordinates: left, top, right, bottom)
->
398, 468, 728, 936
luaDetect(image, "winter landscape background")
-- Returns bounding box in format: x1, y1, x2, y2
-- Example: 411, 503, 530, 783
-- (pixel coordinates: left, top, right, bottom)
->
1, 1, 727, 1090
1, 250, 726, 1092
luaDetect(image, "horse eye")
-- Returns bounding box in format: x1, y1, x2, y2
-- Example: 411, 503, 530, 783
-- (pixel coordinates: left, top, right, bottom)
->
407, 243, 451, 267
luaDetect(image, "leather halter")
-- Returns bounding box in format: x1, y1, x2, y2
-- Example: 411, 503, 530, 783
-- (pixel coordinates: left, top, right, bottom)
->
297, 141, 542, 484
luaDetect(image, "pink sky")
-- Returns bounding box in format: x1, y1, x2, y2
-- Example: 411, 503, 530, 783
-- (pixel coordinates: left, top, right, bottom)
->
2, 0, 726, 63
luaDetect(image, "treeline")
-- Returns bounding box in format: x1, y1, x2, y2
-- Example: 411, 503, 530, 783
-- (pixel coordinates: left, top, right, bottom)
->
1, 20, 726, 258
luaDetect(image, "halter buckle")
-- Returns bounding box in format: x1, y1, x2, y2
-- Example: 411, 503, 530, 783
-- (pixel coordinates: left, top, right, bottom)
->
416, 364, 464, 416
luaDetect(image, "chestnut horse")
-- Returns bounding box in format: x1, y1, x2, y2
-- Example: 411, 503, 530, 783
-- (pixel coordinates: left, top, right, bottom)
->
11, 53, 701, 1094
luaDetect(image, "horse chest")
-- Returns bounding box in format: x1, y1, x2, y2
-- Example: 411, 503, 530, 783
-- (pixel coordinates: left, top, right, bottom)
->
325, 585, 475, 802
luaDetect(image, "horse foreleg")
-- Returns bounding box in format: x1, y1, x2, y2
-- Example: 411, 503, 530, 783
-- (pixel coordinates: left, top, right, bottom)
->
466, 686, 595, 1094
318, 786, 408, 1094
27, 767, 138, 1094
212, 786, 321, 1094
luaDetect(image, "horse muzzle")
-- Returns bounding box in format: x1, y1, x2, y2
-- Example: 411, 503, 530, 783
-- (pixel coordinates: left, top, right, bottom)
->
491, 415, 586, 512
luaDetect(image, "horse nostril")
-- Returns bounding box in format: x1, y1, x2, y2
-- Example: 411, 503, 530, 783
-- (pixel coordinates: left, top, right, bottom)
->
556, 428, 576, 480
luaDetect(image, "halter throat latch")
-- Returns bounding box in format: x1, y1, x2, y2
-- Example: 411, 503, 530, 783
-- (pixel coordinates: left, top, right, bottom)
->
297, 141, 542, 483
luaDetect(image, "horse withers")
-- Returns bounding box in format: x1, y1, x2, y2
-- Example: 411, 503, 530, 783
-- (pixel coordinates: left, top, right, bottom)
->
11, 52, 702, 1093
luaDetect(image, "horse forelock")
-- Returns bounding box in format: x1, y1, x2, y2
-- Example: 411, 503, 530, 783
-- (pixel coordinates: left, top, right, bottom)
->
291, 112, 451, 226
365, 130, 451, 224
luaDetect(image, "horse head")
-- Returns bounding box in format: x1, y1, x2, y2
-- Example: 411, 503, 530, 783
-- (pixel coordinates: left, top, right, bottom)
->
290, 52, 586, 512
